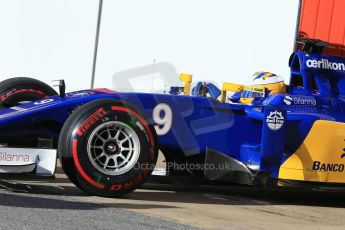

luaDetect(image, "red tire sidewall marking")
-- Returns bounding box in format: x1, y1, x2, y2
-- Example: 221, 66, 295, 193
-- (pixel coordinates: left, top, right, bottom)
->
71, 104, 156, 192
1, 89, 46, 102
72, 139, 105, 189
76, 108, 107, 136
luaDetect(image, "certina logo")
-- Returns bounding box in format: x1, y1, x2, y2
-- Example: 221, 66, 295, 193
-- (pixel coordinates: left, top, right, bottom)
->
266, 110, 284, 131
306, 58, 345, 71
0, 152, 30, 162
67, 91, 95, 98
283, 96, 317, 106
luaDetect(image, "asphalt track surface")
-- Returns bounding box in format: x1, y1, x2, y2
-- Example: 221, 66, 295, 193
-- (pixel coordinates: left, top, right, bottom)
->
2, 171, 345, 230
0, 179, 197, 230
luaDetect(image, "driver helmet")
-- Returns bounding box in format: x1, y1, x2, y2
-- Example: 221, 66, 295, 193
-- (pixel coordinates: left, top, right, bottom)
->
240, 72, 286, 104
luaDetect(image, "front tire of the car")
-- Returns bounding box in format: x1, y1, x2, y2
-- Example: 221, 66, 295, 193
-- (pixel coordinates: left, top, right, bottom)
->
58, 99, 158, 197
0, 77, 57, 109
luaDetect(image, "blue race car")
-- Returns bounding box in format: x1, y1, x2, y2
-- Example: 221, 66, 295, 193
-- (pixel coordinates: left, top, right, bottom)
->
0, 38, 344, 197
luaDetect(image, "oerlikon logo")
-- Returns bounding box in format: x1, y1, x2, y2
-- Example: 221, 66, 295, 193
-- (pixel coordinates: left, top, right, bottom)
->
306, 59, 345, 71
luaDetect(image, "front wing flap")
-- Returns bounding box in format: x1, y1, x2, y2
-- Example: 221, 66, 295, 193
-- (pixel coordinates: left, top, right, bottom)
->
0, 147, 57, 176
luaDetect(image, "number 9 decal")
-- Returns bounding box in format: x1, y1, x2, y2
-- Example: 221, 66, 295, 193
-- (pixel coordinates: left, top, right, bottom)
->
153, 103, 172, 136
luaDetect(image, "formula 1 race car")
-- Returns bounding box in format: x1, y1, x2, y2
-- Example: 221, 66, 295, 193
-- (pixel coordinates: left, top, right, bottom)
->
0, 38, 344, 197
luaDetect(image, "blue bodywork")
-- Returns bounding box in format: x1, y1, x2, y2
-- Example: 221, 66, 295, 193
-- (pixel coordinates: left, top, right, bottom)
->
0, 51, 344, 183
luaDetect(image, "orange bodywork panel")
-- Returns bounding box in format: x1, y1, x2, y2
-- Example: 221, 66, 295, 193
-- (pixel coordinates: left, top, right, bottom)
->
298, 0, 345, 57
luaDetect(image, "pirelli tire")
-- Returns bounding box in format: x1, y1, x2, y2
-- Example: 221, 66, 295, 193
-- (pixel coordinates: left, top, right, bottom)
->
58, 99, 158, 197
0, 77, 57, 108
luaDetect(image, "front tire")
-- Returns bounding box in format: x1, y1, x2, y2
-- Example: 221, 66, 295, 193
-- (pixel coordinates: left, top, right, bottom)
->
0, 77, 57, 108
58, 99, 158, 197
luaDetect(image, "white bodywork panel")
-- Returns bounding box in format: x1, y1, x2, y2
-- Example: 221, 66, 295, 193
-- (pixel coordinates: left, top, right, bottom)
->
0, 148, 57, 176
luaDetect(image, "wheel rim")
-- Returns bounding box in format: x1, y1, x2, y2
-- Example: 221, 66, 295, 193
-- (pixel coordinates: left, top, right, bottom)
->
87, 121, 141, 176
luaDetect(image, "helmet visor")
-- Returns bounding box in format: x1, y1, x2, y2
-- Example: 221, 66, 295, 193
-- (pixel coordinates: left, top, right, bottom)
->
241, 86, 265, 99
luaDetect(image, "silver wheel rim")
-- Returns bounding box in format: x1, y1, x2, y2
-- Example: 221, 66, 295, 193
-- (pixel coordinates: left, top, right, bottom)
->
87, 121, 140, 176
